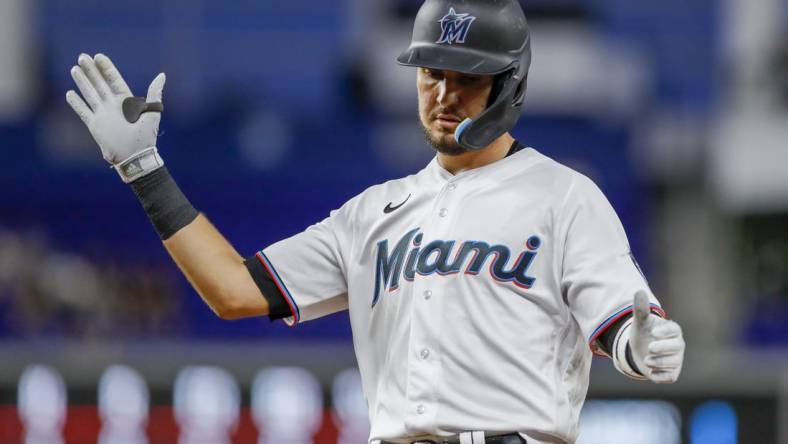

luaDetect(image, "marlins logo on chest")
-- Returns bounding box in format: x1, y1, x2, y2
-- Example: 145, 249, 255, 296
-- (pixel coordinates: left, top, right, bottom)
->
372, 228, 541, 307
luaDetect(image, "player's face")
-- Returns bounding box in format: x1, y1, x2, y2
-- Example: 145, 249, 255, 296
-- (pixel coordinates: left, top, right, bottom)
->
417, 68, 494, 155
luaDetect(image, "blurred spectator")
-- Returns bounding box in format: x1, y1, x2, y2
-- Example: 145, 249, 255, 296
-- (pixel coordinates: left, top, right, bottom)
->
0, 226, 185, 338
773, 34, 788, 106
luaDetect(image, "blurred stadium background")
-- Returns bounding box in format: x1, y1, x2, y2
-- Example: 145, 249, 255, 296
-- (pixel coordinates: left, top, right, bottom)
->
0, 0, 786, 442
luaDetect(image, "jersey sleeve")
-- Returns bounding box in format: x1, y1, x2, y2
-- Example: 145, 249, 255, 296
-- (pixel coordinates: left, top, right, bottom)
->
251, 205, 353, 326
557, 174, 666, 355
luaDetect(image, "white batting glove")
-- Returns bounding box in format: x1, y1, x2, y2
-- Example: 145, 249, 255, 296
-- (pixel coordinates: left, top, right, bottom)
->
65, 53, 166, 183
629, 290, 685, 384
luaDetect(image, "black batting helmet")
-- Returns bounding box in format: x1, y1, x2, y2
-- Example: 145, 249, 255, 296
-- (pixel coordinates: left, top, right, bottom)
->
397, 0, 532, 151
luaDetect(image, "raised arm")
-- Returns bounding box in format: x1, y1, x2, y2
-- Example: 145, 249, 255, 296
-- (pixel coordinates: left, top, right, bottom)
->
164, 215, 268, 319
66, 53, 267, 320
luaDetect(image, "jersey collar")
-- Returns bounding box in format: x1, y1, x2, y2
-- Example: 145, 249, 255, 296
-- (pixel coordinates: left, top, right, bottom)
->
425, 140, 535, 182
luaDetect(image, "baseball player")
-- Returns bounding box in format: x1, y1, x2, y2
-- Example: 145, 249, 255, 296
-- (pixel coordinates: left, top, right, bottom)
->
65, 0, 685, 443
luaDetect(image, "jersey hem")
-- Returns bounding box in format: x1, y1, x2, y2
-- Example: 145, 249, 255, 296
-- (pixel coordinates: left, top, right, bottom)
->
256, 251, 300, 326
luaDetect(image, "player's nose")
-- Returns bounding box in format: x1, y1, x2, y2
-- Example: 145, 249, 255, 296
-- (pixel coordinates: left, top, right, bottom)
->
436, 79, 461, 107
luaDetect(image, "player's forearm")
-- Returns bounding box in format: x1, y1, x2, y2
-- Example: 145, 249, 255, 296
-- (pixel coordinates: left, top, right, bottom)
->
163, 214, 269, 320
128, 167, 267, 320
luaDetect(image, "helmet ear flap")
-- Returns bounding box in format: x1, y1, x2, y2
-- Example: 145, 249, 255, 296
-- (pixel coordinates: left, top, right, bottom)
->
486, 69, 526, 108
455, 73, 521, 150
513, 76, 527, 106
486, 73, 508, 107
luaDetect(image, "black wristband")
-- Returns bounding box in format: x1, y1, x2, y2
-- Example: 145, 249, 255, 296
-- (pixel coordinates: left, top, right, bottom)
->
625, 342, 644, 376
130, 167, 199, 240
598, 313, 632, 356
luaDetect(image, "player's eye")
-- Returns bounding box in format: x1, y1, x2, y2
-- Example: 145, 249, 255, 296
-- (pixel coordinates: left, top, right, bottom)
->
460, 75, 482, 85
423, 68, 443, 79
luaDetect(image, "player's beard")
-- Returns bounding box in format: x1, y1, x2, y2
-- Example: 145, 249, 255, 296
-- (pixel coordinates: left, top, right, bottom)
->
420, 116, 468, 156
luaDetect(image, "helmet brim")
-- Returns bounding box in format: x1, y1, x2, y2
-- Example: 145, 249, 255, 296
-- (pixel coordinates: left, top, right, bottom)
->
397, 44, 516, 75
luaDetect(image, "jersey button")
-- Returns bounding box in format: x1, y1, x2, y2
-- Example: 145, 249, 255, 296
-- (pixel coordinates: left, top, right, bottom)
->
416, 404, 426, 415
423, 290, 432, 300
420, 348, 430, 359
439, 208, 448, 217
447, 183, 457, 191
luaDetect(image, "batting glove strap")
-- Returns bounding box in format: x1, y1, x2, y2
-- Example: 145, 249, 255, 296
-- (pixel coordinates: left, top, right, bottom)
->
114, 147, 164, 183
612, 318, 647, 380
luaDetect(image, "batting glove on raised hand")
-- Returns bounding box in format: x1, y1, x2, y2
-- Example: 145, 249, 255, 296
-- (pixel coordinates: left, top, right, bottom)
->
629, 290, 685, 384
66, 53, 166, 183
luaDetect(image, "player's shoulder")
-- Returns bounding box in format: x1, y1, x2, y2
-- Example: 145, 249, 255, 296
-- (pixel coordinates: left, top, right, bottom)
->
515, 147, 609, 205
510, 148, 587, 190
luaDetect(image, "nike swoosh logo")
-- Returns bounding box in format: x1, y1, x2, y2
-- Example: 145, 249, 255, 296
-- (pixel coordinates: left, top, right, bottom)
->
384, 194, 411, 214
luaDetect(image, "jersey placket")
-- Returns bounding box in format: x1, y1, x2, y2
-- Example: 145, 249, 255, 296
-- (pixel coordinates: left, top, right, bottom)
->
403, 175, 462, 434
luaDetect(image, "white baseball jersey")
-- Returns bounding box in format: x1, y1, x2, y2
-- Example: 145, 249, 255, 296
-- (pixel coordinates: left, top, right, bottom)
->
256, 147, 664, 444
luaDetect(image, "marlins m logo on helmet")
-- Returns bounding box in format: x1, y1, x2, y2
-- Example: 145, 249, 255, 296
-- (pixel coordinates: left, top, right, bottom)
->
436, 7, 476, 44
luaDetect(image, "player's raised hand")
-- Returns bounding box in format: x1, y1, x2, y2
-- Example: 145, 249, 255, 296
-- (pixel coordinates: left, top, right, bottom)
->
629, 290, 685, 384
66, 53, 166, 183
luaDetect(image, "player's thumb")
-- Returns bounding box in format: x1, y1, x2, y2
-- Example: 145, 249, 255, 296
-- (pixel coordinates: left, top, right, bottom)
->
633, 289, 652, 328
146, 73, 166, 103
